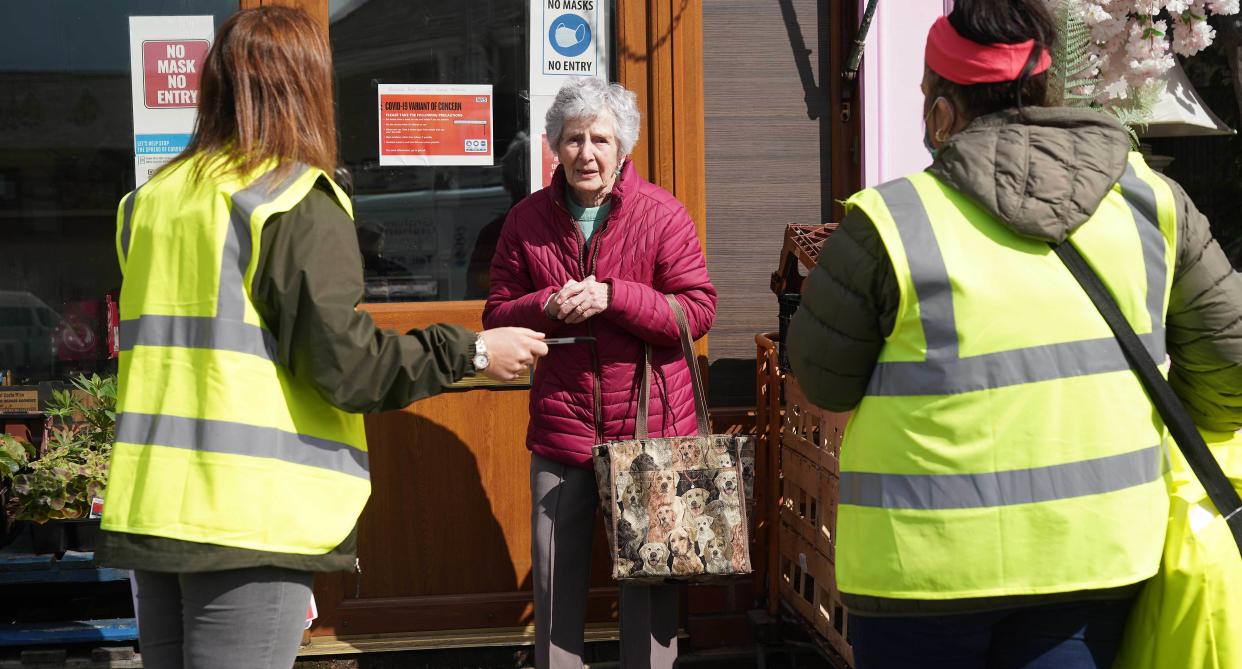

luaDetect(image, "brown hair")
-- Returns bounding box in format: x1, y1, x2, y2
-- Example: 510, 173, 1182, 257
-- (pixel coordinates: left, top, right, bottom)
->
926, 0, 1055, 123
166, 6, 337, 185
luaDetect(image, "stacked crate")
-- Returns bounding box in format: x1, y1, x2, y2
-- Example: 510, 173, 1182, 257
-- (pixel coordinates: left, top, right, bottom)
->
762, 223, 852, 665
777, 377, 852, 665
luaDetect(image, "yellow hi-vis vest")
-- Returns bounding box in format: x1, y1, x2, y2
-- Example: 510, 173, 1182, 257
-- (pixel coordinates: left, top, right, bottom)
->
103, 154, 370, 555
837, 153, 1177, 600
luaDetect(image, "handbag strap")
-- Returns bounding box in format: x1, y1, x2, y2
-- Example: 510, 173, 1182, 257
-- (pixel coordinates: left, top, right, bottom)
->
636, 343, 653, 440
1053, 240, 1242, 555
633, 296, 712, 440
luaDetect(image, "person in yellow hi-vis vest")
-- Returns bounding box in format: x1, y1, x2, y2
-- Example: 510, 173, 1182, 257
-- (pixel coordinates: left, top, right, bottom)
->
94, 7, 548, 667
787, 0, 1242, 667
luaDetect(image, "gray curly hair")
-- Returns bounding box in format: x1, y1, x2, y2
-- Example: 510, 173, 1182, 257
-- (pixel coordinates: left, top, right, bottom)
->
545, 78, 641, 157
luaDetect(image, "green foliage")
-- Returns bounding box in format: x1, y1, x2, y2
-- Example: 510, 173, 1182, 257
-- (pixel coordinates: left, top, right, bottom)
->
1047, 0, 1160, 148
5, 373, 116, 524
0, 434, 35, 483
1048, 0, 1096, 107
8, 449, 109, 523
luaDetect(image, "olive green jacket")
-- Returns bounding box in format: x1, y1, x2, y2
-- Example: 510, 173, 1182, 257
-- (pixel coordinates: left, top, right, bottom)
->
787, 107, 1242, 614
97, 180, 475, 573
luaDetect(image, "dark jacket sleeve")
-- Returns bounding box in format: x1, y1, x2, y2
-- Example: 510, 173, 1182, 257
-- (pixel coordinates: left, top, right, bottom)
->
786, 208, 900, 412
1162, 176, 1242, 432
251, 180, 476, 414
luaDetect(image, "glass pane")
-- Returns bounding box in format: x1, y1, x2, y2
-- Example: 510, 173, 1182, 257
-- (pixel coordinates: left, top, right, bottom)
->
330, 0, 529, 303
0, 1, 237, 387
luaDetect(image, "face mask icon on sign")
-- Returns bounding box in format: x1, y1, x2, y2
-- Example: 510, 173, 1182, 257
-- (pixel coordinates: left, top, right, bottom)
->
555, 23, 587, 49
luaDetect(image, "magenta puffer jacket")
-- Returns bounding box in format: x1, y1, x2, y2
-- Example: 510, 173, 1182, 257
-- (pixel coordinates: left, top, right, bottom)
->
483, 161, 717, 469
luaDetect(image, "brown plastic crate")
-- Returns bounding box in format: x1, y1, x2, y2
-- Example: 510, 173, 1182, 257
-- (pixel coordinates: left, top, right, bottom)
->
779, 447, 821, 546
782, 376, 847, 475
756, 332, 784, 615
817, 469, 840, 561
778, 520, 852, 666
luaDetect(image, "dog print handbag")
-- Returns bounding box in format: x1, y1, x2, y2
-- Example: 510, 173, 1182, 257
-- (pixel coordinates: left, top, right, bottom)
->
592, 296, 756, 583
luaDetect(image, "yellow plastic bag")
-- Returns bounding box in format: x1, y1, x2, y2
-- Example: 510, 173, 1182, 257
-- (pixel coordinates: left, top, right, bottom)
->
1114, 429, 1242, 669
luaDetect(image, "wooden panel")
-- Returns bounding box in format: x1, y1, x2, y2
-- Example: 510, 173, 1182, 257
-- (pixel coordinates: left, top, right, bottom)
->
241, 0, 327, 25
703, 0, 860, 405
616, 1, 651, 180
703, 0, 823, 368
312, 302, 617, 638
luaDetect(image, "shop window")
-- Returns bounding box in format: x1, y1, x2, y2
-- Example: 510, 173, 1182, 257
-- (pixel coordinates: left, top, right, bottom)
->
0, 1, 236, 386
330, 0, 531, 303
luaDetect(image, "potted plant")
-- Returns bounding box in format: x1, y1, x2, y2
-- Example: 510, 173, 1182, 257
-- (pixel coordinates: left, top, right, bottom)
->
0, 432, 36, 549
4, 373, 116, 554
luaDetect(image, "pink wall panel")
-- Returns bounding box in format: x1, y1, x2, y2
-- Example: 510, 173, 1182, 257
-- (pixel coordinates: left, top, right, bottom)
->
860, 1, 952, 186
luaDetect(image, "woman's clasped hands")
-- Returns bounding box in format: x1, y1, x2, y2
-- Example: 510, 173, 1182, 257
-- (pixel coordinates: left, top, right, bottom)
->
545, 274, 610, 324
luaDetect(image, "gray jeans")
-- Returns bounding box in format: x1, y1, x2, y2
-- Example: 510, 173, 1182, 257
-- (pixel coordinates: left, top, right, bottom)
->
531, 453, 679, 669
133, 567, 313, 669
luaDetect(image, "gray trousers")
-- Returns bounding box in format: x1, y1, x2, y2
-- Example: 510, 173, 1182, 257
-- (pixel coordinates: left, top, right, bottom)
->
133, 567, 313, 669
531, 453, 679, 669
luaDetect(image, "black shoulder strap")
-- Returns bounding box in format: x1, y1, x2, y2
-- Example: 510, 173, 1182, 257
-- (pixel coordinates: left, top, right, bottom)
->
1053, 241, 1242, 556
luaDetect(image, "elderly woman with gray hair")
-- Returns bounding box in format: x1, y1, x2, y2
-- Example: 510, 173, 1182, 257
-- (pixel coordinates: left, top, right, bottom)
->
484, 78, 716, 668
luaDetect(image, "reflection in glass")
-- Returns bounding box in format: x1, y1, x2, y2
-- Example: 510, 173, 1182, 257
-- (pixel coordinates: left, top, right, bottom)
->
0, 1, 235, 386
329, 0, 529, 303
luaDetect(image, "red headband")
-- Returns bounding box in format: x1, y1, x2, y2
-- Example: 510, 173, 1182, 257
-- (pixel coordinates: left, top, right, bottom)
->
925, 16, 1050, 85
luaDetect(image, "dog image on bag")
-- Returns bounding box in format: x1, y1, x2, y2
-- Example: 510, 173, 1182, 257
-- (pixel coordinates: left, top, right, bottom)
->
622, 480, 645, 515
642, 441, 673, 469
672, 437, 706, 470
679, 487, 710, 527
706, 440, 734, 469
611, 441, 642, 471
706, 439, 732, 467
703, 536, 731, 574
621, 499, 650, 549
714, 470, 743, 526
638, 542, 671, 576
691, 514, 718, 555
630, 452, 658, 473
614, 469, 634, 495
645, 470, 681, 521
616, 517, 643, 562
706, 498, 740, 537
648, 501, 682, 544
647, 469, 679, 502
667, 527, 704, 576
729, 524, 750, 572
739, 452, 756, 500
715, 469, 740, 502
616, 557, 638, 577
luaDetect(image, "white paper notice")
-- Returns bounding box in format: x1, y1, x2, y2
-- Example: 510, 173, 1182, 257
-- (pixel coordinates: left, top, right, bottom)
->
378, 84, 494, 167
528, 0, 608, 191
129, 16, 213, 187
529, 0, 608, 96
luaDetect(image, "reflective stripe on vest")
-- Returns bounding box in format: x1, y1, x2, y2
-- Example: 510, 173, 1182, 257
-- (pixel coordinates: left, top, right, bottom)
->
865, 164, 1168, 397
105, 156, 369, 555
841, 444, 1161, 509
834, 153, 1175, 600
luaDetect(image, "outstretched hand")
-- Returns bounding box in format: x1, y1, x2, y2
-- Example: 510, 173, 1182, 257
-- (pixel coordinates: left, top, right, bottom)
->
476, 327, 548, 381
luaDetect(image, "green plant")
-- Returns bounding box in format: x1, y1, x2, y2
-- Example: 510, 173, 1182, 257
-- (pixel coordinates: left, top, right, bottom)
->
5, 374, 116, 523
0, 433, 35, 487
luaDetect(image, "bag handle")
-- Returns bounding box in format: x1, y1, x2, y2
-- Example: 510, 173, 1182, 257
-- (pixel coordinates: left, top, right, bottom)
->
1053, 240, 1242, 556
633, 295, 711, 440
